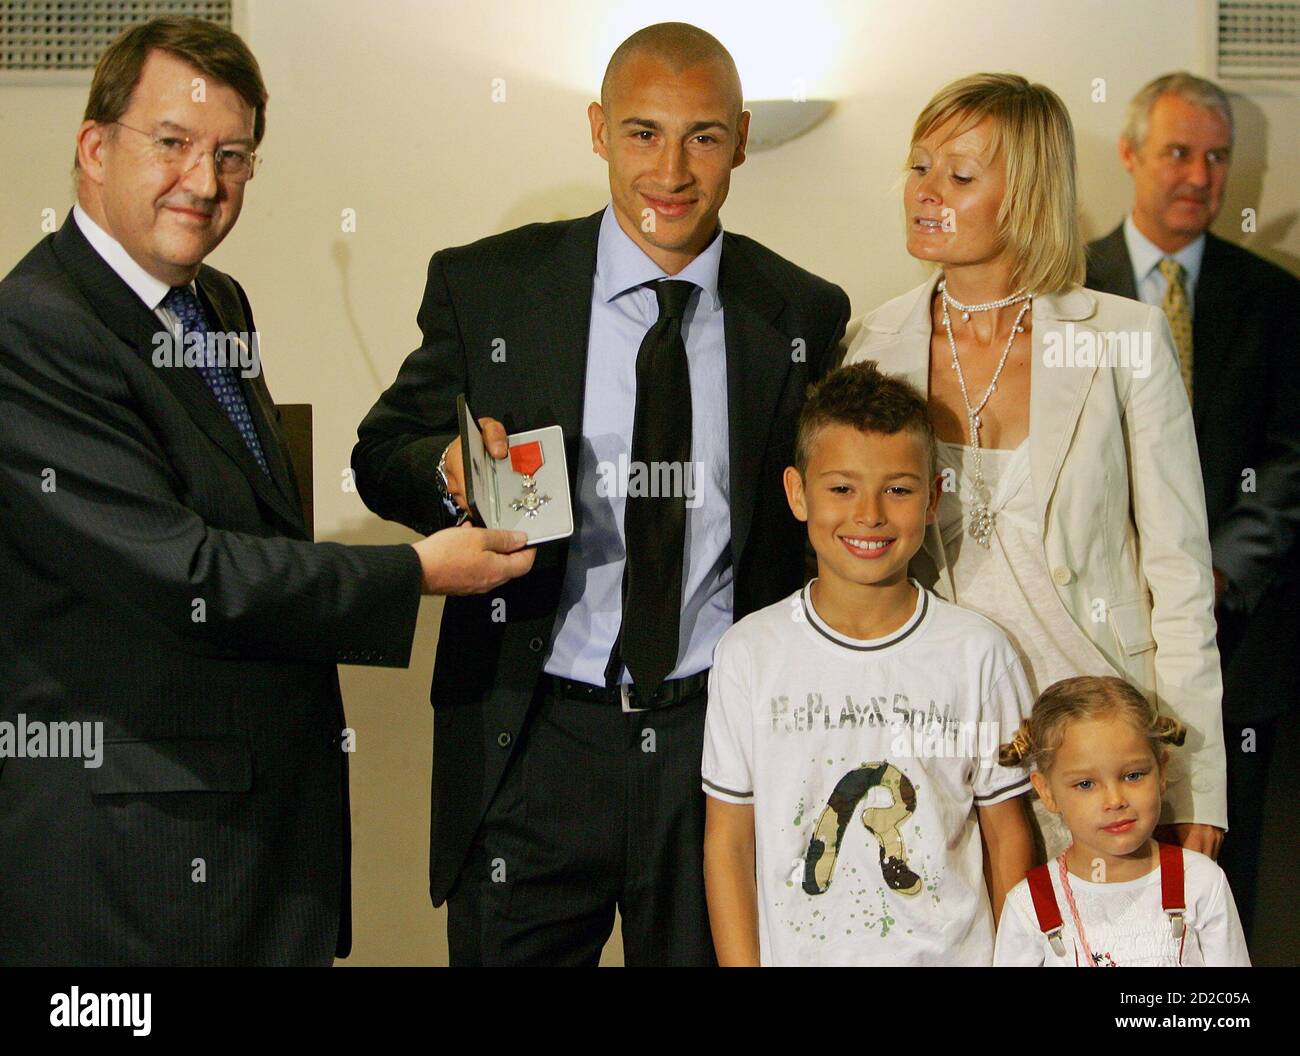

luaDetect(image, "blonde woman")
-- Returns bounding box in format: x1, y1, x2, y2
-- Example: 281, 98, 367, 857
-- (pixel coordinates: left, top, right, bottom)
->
844, 74, 1225, 859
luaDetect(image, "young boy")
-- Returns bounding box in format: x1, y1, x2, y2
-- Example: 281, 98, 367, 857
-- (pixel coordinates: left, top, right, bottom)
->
702, 361, 1036, 966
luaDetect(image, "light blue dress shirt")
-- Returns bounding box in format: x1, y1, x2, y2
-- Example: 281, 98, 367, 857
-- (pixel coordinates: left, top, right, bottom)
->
1123, 213, 1206, 316
544, 205, 733, 686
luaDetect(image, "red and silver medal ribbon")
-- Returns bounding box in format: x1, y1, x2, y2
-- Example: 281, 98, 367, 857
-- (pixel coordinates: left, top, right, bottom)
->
508, 440, 551, 518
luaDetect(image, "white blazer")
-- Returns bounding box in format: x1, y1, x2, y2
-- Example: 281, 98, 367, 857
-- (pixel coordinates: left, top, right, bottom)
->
844, 272, 1226, 829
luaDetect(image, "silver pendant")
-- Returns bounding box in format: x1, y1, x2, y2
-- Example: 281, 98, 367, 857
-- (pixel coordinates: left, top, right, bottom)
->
509, 475, 551, 518
969, 503, 995, 548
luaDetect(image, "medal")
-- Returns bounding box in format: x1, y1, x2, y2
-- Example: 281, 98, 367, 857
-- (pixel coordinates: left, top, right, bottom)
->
508, 440, 551, 518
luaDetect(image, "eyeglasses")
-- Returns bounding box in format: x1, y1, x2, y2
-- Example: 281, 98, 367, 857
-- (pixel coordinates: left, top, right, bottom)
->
112, 121, 261, 183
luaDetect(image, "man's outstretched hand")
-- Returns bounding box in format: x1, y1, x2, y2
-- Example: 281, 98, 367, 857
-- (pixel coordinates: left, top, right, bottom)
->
412, 524, 534, 595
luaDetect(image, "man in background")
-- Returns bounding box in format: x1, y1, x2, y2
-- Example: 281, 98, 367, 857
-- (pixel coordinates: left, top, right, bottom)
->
1086, 71, 1300, 943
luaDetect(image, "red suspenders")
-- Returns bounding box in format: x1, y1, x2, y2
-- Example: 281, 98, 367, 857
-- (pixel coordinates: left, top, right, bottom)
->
1025, 861, 1067, 956
1159, 841, 1187, 940
1024, 842, 1186, 964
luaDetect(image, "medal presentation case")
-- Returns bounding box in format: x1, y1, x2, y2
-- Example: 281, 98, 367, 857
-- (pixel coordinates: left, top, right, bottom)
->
457, 394, 574, 544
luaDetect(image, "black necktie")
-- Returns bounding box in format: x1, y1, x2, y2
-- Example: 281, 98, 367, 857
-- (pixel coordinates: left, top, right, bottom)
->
606, 279, 696, 696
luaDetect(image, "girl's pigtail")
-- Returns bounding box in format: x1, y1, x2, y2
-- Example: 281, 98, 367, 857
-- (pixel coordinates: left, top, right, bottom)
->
1152, 713, 1187, 748
998, 722, 1034, 768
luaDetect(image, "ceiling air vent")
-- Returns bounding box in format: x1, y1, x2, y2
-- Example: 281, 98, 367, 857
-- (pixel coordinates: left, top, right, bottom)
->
1, 0, 231, 72
1217, 0, 1300, 79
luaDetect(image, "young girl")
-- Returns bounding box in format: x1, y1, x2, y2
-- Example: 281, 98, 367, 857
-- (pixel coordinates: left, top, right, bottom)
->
994, 676, 1249, 966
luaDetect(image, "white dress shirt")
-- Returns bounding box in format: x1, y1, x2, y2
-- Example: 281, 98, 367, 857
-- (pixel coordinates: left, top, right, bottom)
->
72, 203, 192, 340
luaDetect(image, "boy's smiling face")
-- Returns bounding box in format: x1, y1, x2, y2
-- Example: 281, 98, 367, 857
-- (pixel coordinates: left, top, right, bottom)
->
784, 425, 940, 593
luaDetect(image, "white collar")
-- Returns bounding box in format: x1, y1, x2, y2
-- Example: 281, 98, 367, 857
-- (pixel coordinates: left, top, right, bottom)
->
72, 203, 177, 311
801, 579, 930, 652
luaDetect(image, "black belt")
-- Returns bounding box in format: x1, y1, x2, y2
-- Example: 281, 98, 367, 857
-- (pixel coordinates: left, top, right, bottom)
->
547, 670, 709, 711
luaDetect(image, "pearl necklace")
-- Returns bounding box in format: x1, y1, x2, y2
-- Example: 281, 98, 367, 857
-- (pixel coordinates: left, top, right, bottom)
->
940, 282, 1031, 320
938, 278, 1032, 548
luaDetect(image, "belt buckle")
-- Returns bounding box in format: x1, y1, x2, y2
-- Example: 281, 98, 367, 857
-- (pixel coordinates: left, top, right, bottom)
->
620, 683, 650, 713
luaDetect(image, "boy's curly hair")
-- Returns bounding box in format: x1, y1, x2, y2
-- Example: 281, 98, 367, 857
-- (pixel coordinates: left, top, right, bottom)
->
998, 675, 1186, 773
793, 360, 938, 478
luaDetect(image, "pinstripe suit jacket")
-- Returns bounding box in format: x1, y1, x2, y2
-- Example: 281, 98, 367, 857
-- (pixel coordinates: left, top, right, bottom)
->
0, 213, 423, 965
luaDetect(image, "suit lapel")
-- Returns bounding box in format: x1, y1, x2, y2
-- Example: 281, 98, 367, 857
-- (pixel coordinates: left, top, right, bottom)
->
53, 215, 303, 531
1191, 234, 1237, 431
875, 274, 937, 394
515, 212, 602, 442
719, 234, 792, 567
195, 273, 306, 529
54, 212, 177, 355
1086, 224, 1139, 300
498, 212, 602, 553
1029, 288, 1101, 526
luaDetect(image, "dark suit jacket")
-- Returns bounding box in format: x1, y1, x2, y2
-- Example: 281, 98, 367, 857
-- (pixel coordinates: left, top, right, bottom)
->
351, 210, 850, 905
1086, 224, 1300, 722
0, 213, 424, 965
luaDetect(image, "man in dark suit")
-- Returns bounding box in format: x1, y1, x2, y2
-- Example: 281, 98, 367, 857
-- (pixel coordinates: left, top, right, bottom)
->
352, 22, 849, 965
0, 17, 533, 966
1086, 71, 1300, 943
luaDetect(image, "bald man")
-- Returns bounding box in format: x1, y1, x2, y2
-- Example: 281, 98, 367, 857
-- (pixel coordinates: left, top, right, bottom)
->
353, 22, 849, 965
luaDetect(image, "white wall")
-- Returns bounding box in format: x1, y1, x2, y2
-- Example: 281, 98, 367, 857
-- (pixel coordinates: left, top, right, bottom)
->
2, 0, 1295, 965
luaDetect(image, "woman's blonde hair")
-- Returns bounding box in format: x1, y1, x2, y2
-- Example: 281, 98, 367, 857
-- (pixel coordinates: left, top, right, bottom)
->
998, 676, 1185, 774
911, 72, 1085, 295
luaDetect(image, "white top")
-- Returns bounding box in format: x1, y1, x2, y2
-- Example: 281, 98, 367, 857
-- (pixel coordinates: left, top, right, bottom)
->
938, 441, 1117, 859
702, 582, 1034, 966
937, 440, 1117, 698
994, 848, 1251, 967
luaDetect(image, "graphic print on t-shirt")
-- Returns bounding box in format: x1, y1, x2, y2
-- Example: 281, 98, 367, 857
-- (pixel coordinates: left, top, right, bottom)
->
702, 582, 1037, 962
804, 762, 921, 896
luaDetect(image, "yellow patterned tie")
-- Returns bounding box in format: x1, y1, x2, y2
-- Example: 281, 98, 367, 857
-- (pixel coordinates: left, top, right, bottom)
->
1158, 257, 1193, 400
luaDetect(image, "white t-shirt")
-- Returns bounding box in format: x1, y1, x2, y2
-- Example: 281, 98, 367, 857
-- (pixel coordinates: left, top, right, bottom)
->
994, 848, 1251, 966
702, 581, 1034, 966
